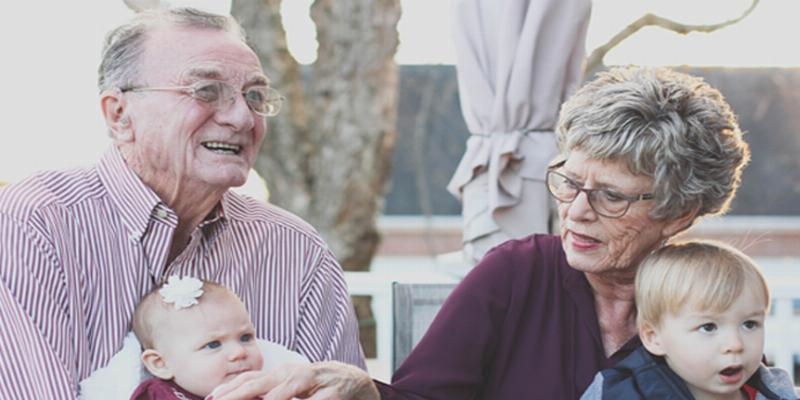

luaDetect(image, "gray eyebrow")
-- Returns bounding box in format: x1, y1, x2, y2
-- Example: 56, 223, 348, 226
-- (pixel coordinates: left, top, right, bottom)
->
185, 67, 224, 81
561, 170, 623, 192
247, 75, 270, 87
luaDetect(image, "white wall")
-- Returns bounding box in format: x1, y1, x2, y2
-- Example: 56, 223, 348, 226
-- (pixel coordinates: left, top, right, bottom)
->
0, 1, 231, 182
0, 1, 274, 198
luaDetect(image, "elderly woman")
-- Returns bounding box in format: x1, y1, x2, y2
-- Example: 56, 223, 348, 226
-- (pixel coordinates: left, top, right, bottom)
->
212, 66, 750, 400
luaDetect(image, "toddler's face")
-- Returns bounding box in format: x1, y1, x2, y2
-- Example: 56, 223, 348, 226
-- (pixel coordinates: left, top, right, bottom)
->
155, 294, 264, 397
644, 285, 766, 400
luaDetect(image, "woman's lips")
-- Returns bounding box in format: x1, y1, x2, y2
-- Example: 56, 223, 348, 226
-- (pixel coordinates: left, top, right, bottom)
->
569, 231, 601, 249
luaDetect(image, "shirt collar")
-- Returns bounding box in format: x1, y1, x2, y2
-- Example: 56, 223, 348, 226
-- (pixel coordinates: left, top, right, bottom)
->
197, 198, 228, 249
201, 197, 227, 226
97, 146, 164, 241
97, 145, 231, 245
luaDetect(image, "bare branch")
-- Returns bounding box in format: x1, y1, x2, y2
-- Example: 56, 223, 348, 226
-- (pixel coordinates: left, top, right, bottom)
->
585, 0, 760, 73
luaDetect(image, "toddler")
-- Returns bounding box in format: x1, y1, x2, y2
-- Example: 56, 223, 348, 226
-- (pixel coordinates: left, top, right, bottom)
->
582, 240, 796, 400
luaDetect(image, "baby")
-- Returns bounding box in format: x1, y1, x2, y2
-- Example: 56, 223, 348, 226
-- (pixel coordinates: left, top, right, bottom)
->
582, 240, 796, 400
130, 276, 264, 399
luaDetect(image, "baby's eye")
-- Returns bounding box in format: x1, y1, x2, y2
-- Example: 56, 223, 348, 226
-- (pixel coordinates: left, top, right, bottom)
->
204, 340, 221, 350
698, 323, 717, 333
240, 333, 254, 343
742, 320, 760, 330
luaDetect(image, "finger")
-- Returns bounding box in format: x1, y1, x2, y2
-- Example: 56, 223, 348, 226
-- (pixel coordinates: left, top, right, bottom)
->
213, 365, 316, 400
261, 368, 320, 400
208, 371, 257, 398
301, 386, 341, 400
311, 362, 379, 400
211, 370, 284, 400
260, 381, 313, 400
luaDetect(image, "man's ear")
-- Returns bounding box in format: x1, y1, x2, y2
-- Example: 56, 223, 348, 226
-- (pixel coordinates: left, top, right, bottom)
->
100, 89, 134, 142
661, 205, 700, 238
141, 349, 174, 380
639, 321, 667, 356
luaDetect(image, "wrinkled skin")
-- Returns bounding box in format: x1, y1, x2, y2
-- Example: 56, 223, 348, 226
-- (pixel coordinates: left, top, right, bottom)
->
556, 149, 690, 285
208, 361, 379, 400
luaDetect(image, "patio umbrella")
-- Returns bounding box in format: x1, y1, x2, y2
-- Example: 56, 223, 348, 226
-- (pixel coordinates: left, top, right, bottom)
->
447, 0, 592, 264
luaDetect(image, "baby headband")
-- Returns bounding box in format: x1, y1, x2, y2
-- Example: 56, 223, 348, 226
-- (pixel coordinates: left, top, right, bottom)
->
159, 275, 204, 310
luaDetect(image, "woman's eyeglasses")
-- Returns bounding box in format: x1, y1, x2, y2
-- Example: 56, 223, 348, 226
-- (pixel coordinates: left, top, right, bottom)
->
545, 168, 654, 219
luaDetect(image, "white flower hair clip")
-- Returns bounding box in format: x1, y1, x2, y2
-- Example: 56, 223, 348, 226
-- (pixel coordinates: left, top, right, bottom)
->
159, 276, 204, 310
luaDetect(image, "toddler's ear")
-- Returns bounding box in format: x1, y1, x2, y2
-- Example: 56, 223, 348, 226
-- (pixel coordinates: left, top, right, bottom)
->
639, 322, 667, 356
141, 349, 174, 380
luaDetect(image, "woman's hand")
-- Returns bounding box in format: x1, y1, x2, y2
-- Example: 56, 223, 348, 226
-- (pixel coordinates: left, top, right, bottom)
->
208, 361, 380, 400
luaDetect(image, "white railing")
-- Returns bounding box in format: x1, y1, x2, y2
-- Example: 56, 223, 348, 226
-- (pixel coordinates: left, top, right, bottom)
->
761, 258, 800, 379
347, 256, 799, 383
345, 258, 458, 380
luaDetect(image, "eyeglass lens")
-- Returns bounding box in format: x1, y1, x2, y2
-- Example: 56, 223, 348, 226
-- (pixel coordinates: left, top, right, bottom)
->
193, 81, 282, 116
546, 171, 630, 217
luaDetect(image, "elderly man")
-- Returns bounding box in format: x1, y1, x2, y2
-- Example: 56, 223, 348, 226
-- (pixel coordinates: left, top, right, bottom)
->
0, 7, 364, 397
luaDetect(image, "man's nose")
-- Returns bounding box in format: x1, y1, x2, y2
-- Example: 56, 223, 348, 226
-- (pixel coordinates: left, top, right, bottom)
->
215, 92, 256, 132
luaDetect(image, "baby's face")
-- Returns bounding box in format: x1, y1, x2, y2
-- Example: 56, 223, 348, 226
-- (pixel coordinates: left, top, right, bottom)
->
155, 294, 264, 397
648, 285, 766, 400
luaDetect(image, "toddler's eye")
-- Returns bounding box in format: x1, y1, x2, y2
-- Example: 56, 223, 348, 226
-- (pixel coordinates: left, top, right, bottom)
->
698, 323, 717, 333
742, 320, 760, 330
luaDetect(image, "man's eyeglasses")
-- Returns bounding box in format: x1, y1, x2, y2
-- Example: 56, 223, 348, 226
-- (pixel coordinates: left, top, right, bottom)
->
122, 80, 285, 117
545, 166, 654, 219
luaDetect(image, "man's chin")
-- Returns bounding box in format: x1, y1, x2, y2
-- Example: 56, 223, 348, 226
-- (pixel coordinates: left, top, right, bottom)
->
201, 170, 250, 189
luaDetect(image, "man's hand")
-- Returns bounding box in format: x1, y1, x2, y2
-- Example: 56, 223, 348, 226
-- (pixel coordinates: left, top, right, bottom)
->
209, 361, 380, 400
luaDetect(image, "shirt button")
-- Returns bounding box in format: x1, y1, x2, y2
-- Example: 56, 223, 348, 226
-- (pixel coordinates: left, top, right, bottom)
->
156, 209, 168, 219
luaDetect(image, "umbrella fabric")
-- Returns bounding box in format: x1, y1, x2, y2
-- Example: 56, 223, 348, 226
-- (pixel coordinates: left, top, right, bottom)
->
447, 0, 592, 263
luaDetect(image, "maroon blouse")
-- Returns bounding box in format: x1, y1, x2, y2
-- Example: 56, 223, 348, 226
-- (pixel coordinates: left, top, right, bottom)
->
377, 234, 640, 399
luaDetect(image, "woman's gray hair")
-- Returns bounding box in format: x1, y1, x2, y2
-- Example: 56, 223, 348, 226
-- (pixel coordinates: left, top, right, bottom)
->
556, 66, 750, 222
98, 7, 246, 92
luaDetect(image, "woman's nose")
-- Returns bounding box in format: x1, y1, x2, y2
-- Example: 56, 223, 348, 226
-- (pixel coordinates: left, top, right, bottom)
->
565, 190, 597, 221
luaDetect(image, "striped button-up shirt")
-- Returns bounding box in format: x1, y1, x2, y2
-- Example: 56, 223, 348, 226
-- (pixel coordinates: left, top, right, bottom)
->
0, 146, 365, 398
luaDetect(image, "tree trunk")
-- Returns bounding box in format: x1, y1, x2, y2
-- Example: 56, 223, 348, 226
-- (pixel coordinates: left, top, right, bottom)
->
232, 0, 313, 215
308, 0, 401, 270
233, 0, 400, 358
232, 0, 401, 272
